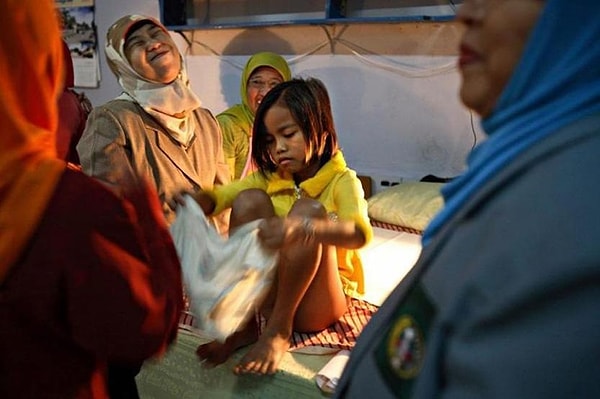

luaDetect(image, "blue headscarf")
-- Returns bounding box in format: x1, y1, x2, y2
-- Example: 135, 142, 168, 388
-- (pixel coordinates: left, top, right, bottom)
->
422, 0, 600, 246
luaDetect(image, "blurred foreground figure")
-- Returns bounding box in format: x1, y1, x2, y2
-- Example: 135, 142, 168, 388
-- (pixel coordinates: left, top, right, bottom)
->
0, 1, 183, 398
56, 40, 92, 165
335, 0, 600, 397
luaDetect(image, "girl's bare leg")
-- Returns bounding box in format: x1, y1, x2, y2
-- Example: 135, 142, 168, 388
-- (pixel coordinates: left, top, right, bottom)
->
195, 189, 274, 367
232, 241, 318, 374
234, 199, 348, 375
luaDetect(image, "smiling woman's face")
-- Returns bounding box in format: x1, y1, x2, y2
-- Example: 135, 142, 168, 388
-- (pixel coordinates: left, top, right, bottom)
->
457, 0, 544, 117
124, 23, 181, 83
246, 66, 284, 115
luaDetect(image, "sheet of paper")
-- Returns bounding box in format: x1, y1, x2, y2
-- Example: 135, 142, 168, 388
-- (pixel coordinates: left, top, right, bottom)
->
56, 0, 100, 88
315, 349, 351, 395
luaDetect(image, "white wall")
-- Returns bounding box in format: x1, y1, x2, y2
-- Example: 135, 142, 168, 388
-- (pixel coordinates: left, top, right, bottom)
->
83, 0, 484, 192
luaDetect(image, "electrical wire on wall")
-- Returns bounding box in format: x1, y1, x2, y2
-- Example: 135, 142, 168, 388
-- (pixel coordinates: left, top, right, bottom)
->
175, 0, 464, 78
333, 37, 457, 78
175, 3, 479, 154
179, 23, 459, 79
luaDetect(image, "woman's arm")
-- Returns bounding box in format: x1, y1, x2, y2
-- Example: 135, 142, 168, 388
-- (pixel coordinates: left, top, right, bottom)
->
76, 105, 133, 195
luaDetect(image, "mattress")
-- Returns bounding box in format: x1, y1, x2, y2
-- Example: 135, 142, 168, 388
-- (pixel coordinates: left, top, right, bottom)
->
361, 224, 422, 306
136, 223, 422, 398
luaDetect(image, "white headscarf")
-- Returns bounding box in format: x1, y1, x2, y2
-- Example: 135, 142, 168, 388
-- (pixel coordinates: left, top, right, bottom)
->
105, 15, 200, 145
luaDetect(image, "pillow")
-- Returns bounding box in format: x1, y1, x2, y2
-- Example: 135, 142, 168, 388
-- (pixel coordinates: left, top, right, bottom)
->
367, 182, 444, 232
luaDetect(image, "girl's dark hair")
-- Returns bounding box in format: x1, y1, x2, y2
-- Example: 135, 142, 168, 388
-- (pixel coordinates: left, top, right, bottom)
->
251, 77, 339, 175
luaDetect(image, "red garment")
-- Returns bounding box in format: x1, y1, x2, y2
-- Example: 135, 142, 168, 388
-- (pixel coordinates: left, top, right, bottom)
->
56, 41, 90, 164
0, 169, 183, 398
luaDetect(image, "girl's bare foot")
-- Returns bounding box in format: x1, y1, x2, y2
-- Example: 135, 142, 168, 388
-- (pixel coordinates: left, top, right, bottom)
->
233, 330, 291, 375
196, 318, 258, 368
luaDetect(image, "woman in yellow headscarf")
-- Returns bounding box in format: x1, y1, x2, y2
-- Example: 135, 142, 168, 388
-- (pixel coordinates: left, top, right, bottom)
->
217, 52, 292, 180
0, 2, 183, 397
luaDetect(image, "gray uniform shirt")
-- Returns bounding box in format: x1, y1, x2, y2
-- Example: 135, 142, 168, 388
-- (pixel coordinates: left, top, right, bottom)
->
335, 112, 600, 399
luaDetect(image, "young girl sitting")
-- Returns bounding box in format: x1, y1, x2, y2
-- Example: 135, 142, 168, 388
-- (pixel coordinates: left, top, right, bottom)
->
187, 77, 373, 375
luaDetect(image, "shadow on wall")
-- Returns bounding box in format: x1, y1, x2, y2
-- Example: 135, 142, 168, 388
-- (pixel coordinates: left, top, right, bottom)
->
295, 64, 371, 171
219, 29, 294, 106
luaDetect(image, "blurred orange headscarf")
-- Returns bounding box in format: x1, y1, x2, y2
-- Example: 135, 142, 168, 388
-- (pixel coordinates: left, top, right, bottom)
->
0, 0, 66, 282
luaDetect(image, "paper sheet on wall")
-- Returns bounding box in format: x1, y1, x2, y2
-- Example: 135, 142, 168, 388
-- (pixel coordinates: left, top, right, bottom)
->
56, 0, 100, 88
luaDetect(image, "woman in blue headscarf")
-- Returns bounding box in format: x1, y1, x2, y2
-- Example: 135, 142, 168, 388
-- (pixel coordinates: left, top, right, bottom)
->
334, 0, 600, 398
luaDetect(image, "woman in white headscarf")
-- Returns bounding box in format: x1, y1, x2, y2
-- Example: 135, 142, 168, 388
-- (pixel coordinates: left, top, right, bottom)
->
77, 15, 230, 228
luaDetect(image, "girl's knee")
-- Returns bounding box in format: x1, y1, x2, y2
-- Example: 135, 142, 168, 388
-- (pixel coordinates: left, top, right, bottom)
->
289, 198, 326, 218
230, 189, 273, 226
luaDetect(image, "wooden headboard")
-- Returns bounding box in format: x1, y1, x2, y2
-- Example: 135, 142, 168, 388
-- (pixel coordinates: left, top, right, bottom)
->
358, 175, 372, 199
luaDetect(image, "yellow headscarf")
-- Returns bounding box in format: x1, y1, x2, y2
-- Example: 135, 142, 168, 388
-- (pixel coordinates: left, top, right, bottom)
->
0, 0, 65, 282
218, 52, 292, 178
220, 52, 292, 134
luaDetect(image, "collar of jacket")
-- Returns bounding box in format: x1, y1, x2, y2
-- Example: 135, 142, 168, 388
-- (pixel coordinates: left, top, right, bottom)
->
265, 151, 346, 198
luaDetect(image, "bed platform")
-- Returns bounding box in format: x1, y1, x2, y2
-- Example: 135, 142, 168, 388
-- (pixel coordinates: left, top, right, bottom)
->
136, 180, 444, 398
137, 328, 329, 398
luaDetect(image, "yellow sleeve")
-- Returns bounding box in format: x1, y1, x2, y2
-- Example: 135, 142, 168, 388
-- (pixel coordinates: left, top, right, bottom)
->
334, 170, 373, 245
210, 172, 268, 215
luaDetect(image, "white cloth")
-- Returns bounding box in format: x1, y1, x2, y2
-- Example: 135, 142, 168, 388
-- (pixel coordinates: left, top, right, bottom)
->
170, 195, 278, 341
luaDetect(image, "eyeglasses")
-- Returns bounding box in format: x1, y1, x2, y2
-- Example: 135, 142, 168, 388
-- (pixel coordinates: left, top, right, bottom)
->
248, 78, 282, 91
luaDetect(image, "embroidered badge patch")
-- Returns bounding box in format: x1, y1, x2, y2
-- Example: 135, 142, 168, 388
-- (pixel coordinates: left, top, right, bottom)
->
386, 315, 425, 379
374, 282, 435, 397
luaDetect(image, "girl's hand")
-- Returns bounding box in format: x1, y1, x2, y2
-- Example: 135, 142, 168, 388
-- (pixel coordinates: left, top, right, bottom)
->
192, 190, 216, 215
168, 192, 189, 210
168, 190, 215, 215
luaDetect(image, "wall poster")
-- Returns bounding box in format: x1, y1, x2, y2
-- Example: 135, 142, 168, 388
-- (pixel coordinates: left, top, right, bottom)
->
55, 0, 100, 88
